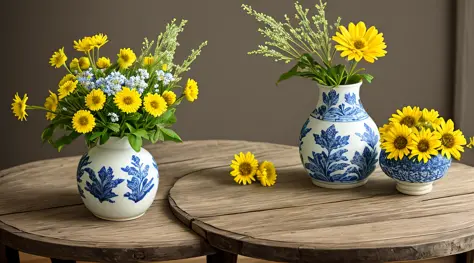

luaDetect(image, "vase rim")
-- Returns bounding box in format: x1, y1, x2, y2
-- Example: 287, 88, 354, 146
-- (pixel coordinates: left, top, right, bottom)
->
317, 81, 362, 90
95, 136, 131, 150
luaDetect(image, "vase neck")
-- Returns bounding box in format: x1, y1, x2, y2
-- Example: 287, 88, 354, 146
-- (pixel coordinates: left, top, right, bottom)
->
96, 137, 133, 150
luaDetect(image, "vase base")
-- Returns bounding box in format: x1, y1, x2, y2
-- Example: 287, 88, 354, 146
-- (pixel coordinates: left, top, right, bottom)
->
311, 178, 369, 189
395, 181, 433, 196
93, 212, 146, 222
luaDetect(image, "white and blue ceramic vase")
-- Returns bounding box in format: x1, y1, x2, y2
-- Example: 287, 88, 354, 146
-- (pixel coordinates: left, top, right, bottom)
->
76, 137, 159, 221
299, 82, 380, 189
379, 150, 451, 195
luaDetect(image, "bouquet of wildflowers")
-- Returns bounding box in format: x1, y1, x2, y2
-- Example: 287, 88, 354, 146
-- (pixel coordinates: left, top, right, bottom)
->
11, 19, 207, 151
379, 106, 474, 163
243, 1, 387, 86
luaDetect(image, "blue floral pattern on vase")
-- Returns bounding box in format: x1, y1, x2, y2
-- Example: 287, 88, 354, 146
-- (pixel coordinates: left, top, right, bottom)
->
122, 155, 155, 203
345, 124, 379, 181
84, 167, 125, 203
379, 150, 451, 183
76, 154, 92, 198
311, 89, 369, 122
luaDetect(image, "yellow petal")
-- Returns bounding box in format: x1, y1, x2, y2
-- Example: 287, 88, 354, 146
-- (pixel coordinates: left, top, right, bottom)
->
357, 22, 367, 37
348, 23, 357, 38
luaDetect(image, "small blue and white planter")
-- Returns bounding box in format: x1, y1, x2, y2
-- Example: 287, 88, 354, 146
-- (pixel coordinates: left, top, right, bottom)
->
299, 82, 380, 189
379, 150, 451, 195
77, 137, 159, 221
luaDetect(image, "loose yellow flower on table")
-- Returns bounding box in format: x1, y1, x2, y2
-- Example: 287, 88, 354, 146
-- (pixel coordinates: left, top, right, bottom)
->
381, 123, 412, 160
436, 119, 466, 160
332, 21, 387, 63
117, 48, 137, 69
96, 57, 111, 69
162, 91, 177, 105
468, 137, 474, 149
143, 56, 154, 66
230, 152, 259, 185
184, 79, 199, 102
59, 74, 75, 87
256, 161, 277, 187
72, 110, 96, 134
408, 128, 442, 163
69, 58, 80, 71
44, 91, 58, 120
114, 87, 142, 113
49, 47, 67, 68
143, 93, 168, 117
79, 57, 90, 70
92, 33, 108, 48
11, 93, 28, 121
85, 89, 106, 111
74, 37, 94, 53
58, 80, 78, 99
389, 106, 422, 128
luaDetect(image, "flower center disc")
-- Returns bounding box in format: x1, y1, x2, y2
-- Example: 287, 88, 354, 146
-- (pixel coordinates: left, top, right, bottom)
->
79, 116, 89, 126
92, 96, 101, 104
239, 162, 252, 176
442, 134, 455, 148
394, 136, 408, 149
417, 139, 430, 152
400, 116, 416, 127
150, 101, 158, 109
354, 40, 366, 49
123, 96, 133, 105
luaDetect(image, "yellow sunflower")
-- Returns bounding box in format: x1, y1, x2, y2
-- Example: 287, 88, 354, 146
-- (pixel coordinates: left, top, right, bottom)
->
114, 87, 142, 113
49, 47, 67, 68
418, 108, 442, 130
58, 80, 78, 99
44, 91, 58, 120
184, 78, 199, 102
96, 57, 111, 69
117, 48, 136, 69
69, 58, 80, 71
332, 21, 387, 63
378, 123, 393, 142
11, 93, 28, 121
230, 152, 259, 185
408, 128, 442, 163
381, 123, 412, 160
436, 119, 466, 160
73, 37, 94, 52
85, 89, 106, 111
162, 90, 177, 105
143, 93, 168, 117
256, 161, 277, 187
92, 33, 108, 48
59, 74, 76, 87
72, 110, 96, 134
389, 106, 422, 128
143, 56, 154, 66
79, 57, 90, 70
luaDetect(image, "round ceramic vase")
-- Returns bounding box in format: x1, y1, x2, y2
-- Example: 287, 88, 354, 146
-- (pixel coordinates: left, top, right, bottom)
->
299, 82, 380, 189
76, 137, 159, 221
379, 150, 451, 195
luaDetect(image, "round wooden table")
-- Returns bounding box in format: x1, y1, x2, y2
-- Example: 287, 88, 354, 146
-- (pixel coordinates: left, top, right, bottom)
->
0, 141, 261, 263
169, 141, 474, 263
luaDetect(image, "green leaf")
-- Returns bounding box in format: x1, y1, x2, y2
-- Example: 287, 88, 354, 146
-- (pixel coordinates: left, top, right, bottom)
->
100, 132, 110, 145
346, 74, 362, 84
41, 125, 55, 143
150, 129, 164, 143
359, 74, 374, 83
133, 129, 149, 139
125, 122, 136, 133
277, 64, 298, 84
90, 131, 105, 141
107, 123, 121, 133
54, 131, 81, 152
161, 128, 182, 142
128, 134, 142, 152
126, 113, 141, 121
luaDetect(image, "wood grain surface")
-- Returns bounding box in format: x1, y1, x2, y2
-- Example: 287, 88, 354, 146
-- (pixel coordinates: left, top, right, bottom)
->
0, 141, 289, 262
168, 142, 474, 263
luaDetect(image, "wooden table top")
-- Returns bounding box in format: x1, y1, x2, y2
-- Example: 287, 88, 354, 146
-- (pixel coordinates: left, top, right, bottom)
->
0, 140, 274, 262
168, 141, 474, 263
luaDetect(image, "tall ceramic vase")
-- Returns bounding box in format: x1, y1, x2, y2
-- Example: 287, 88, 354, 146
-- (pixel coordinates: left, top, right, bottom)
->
76, 137, 159, 221
299, 82, 380, 189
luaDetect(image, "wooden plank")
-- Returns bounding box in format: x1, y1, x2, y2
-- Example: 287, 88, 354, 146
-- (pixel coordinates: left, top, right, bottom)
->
206, 249, 238, 263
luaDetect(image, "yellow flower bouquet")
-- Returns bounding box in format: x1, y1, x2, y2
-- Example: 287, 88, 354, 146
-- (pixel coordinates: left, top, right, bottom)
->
379, 106, 473, 195
11, 19, 207, 152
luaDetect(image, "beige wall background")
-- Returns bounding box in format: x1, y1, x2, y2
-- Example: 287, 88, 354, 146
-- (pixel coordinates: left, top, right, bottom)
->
1, 0, 466, 170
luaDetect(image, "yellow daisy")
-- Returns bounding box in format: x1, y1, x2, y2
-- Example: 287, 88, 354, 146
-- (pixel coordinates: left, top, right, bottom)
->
143, 56, 154, 66
11, 93, 28, 121
117, 48, 136, 69
389, 106, 422, 128
408, 128, 442, 163
332, 21, 387, 63
73, 37, 94, 52
162, 64, 168, 71
378, 123, 393, 142
230, 152, 259, 185
381, 123, 412, 160
467, 137, 474, 149
58, 80, 78, 99
49, 47, 67, 68
69, 58, 80, 71
114, 87, 142, 113
44, 91, 58, 120
96, 57, 111, 69
79, 57, 90, 70
143, 93, 168, 117
72, 110, 96, 134
183, 78, 199, 102
418, 108, 442, 130
436, 119, 466, 160
85, 89, 106, 111
162, 90, 177, 105
92, 33, 108, 48
59, 74, 76, 87
256, 161, 277, 187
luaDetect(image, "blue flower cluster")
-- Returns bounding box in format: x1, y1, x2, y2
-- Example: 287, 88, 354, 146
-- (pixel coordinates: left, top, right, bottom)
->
77, 69, 96, 90
156, 70, 174, 85
96, 72, 127, 96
